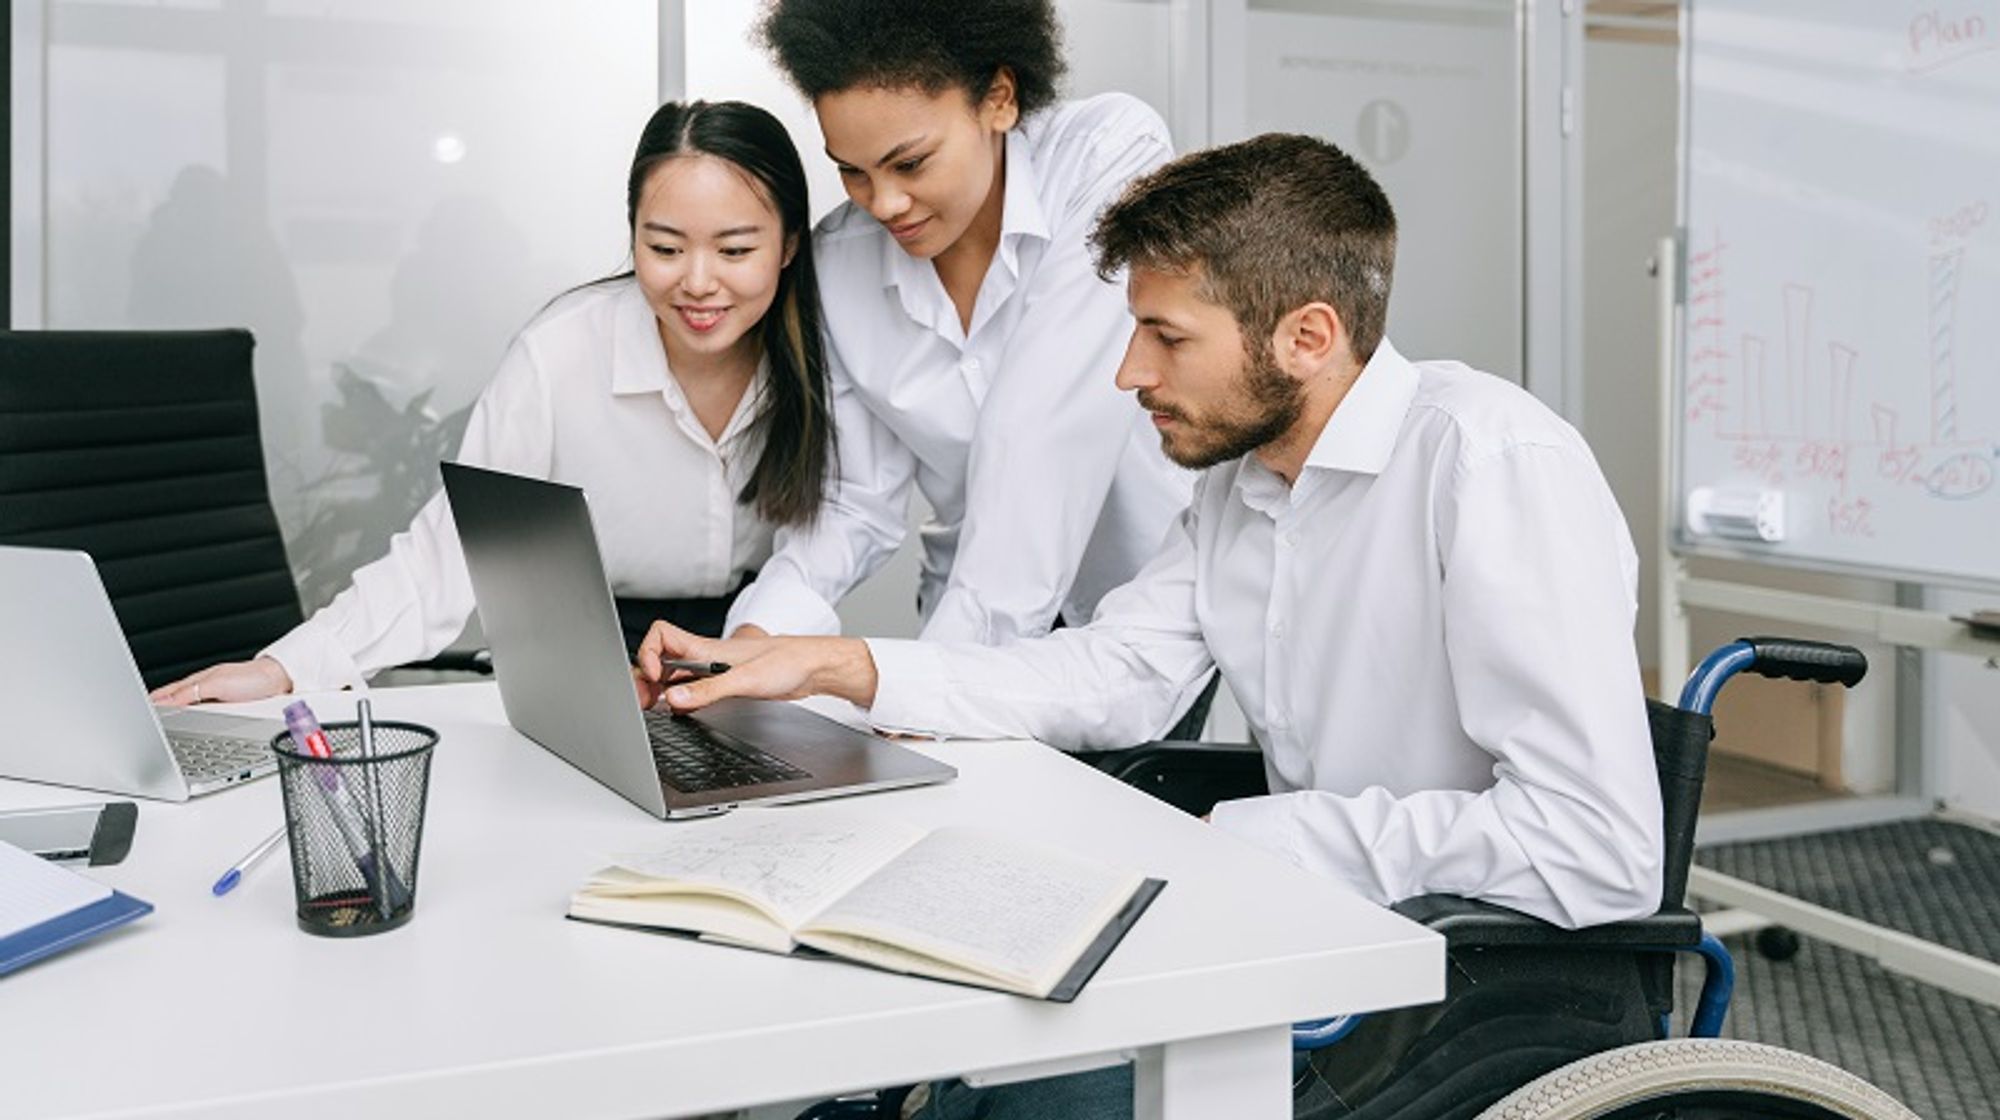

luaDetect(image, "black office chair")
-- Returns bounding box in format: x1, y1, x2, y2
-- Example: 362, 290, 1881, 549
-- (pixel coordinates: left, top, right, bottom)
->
0, 329, 304, 689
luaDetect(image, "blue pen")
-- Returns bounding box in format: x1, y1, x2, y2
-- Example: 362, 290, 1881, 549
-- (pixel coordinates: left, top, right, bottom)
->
212, 825, 286, 896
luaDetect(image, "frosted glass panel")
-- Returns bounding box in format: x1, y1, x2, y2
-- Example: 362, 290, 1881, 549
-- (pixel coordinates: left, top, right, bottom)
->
1244, 0, 1523, 379
1060, 0, 1178, 135
43, 0, 656, 608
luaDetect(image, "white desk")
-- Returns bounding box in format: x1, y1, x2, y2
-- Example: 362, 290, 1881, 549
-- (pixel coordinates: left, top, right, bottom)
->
0, 684, 1443, 1120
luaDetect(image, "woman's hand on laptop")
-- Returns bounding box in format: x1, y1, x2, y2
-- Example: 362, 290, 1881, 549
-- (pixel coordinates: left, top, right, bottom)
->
634, 621, 879, 712
150, 656, 294, 707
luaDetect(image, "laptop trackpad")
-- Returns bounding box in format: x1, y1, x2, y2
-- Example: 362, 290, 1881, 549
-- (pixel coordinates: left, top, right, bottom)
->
155, 708, 284, 736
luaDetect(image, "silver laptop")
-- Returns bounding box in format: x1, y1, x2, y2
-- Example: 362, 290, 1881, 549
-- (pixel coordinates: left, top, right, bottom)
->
441, 462, 956, 819
0, 546, 287, 800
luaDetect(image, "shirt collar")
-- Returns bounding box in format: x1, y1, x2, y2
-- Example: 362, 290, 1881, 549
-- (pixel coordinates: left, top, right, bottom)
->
1301, 338, 1418, 477
610, 280, 671, 396
999, 129, 1052, 244
1231, 338, 1417, 511
879, 128, 1053, 291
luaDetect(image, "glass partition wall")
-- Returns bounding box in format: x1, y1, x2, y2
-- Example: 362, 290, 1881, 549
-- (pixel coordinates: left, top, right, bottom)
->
15, 0, 657, 610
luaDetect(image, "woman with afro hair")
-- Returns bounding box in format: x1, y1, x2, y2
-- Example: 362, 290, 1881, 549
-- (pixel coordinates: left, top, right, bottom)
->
724, 0, 1205, 726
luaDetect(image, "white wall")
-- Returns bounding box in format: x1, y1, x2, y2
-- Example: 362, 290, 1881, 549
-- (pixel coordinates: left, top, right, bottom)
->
683, 0, 841, 223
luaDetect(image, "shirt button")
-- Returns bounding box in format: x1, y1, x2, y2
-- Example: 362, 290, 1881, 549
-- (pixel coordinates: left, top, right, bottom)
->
1270, 622, 1286, 640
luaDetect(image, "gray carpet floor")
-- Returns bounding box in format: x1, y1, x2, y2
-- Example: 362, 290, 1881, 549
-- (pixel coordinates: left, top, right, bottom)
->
1697, 819, 2000, 963
1673, 931, 2000, 1119
1683, 817, 2000, 1119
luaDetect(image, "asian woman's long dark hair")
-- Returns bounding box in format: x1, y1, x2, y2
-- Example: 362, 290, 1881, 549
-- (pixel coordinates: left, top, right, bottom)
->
626, 100, 832, 526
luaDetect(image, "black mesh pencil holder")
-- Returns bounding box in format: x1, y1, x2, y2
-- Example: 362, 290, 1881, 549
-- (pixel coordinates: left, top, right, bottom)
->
271, 721, 437, 937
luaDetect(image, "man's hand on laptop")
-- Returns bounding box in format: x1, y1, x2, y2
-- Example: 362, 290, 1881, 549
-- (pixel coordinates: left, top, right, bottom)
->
634, 621, 880, 712
150, 656, 294, 707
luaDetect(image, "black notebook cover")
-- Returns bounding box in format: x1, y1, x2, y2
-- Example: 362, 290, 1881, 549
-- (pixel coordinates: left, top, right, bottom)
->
568, 877, 1167, 1003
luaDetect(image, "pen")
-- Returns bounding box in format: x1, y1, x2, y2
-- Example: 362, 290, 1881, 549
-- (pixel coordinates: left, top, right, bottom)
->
284, 699, 334, 763
355, 697, 393, 921
212, 825, 286, 896
283, 700, 410, 916
661, 658, 731, 677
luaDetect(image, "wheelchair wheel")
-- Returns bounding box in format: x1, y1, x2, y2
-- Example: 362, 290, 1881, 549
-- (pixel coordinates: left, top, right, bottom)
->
1476, 1039, 1917, 1120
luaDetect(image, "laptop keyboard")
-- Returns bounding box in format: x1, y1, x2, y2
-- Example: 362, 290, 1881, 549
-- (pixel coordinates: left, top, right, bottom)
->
642, 710, 810, 793
168, 732, 274, 784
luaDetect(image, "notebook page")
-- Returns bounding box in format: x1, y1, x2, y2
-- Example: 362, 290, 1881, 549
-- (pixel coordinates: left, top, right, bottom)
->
801, 828, 1144, 992
0, 840, 113, 939
611, 809, 926, 929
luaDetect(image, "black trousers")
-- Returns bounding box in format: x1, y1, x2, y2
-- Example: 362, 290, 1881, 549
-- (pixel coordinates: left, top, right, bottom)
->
1295, 946, 1659, 1120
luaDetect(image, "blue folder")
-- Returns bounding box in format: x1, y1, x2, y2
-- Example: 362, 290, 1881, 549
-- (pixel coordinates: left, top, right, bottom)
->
0, 889, 153, 978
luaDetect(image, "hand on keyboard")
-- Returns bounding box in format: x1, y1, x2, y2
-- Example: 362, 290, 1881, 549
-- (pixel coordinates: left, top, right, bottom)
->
634, 621, 880, 714
151, 656, 294, 707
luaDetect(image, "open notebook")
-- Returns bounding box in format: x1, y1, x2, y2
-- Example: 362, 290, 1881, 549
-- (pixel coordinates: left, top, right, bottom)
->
568, 808, 1164, 1002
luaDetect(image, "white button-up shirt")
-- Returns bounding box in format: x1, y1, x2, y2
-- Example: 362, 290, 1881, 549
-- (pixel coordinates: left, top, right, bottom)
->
867, 341, 1664, 928
725, 94, 1194, 644
263, 279, 775, 690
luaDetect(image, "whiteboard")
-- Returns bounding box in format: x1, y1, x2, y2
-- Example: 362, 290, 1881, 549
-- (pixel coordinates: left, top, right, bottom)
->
1674, 0, 2000, 588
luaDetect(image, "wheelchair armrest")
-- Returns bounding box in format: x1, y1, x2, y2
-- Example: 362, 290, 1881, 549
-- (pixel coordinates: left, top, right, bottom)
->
1392, 893, 1704, 951
1074, 741, 1270, 819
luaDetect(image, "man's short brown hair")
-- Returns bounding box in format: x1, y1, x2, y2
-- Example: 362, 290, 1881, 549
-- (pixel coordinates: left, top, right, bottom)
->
1091, 133, 1397, 363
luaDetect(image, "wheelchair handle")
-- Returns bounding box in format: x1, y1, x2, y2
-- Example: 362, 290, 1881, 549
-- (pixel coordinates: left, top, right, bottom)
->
1679, 638, 1867, 716
1741, 638, 1868, 689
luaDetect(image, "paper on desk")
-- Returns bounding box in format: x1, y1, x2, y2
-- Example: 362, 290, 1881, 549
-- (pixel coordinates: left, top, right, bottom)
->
610, 808, 925, 929
0, 840, 111, 939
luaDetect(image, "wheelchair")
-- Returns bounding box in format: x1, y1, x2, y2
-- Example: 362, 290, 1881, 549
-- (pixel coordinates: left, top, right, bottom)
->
802, 639, 1918, 1120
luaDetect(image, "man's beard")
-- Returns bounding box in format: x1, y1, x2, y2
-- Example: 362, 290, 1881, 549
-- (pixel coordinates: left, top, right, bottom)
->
1139, 347, 1304, 470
